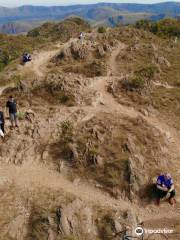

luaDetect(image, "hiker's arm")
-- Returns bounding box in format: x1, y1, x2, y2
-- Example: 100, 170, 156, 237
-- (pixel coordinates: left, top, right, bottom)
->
6, 102, 9, 115
16, 101, 18, 111
156, 184, 168, 192
168, 184, 175, 192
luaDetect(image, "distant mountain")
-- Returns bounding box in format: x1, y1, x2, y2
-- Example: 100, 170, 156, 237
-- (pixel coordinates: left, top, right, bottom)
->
0, 2, 180, 34
0, 22, 40, 34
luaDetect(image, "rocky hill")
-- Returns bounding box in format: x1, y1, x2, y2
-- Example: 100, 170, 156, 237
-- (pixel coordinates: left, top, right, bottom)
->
0, 2, 180, 33
0, 18, 180, 240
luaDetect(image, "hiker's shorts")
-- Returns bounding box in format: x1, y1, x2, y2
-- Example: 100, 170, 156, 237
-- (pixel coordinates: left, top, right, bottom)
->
156, 187, 175, 199
9, 113, 17, 121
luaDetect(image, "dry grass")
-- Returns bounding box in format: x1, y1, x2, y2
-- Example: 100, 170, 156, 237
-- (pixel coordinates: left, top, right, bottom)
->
152, 87, 180, 130
62, 60, 107, 77
47, 112, 169, 199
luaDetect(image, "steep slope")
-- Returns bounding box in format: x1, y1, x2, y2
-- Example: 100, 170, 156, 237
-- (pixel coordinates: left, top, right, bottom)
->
0, 24, 180, 240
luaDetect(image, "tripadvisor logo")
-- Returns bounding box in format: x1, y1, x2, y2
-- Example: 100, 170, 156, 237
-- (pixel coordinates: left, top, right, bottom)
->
135, 227, 144, 236
134, 227, 174, 236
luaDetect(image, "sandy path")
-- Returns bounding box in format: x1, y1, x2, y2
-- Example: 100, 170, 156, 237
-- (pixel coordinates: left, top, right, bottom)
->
0, 163, 133, 211
20, 48, 59, 78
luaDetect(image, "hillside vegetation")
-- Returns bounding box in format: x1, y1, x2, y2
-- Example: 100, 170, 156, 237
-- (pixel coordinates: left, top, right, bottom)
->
136, 18, 180, 37
0, 18, 179, 240
0, 18, 90, 72
0, 34, 45, 72
28, 17, 91, 41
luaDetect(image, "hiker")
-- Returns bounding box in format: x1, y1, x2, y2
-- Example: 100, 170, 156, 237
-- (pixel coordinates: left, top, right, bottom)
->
155, 173, 175, 206
26, 53, 31, 61
0, 107, 5, 137
6, 96, 18, 129
79, 32, 84, 40
22, 53, 31, 64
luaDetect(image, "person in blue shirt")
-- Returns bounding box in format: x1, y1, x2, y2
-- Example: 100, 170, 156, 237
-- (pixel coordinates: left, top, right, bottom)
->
156, 173, 175, 206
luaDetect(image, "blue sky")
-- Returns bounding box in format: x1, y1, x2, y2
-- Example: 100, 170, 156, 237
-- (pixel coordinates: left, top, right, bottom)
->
0, 0, 179, 7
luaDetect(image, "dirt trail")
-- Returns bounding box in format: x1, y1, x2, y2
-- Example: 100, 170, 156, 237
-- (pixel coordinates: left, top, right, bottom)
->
103, 43, 180, 157
20, 39, 77, 79
109, 43, 126, 76
91, 43, 139, 119
0, 163, 132, 212
92, 44, 180, 153
0, 162, 179, 222
21, 48, 59, 78
89, 42, 180, 208
0, 83, 15, 96
24, 39, 180, 181
0, 38, 180, 226
153, 81, 178, 89
30, 50, 58, 78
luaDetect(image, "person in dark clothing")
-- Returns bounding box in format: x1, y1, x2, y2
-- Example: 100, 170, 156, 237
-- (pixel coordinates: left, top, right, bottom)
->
155, 173, 176, 206
6, 96, 18, 128
22, 53, 31, 63
0, 108, 5, 134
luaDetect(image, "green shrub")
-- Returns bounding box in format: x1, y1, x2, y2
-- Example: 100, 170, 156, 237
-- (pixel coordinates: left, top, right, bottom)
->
13, 75, 22, 87
28, 28, 40, 37
136, 65, 157, 80
122, 76, 145, 91
60, 120, 74, 144
86, 147, 99, 165
131, 77, 145, 89
17, 111, 25, 120
0, 50, 10, 71
135, 19, 152, 30
135, 18, 180, 38
98, 26, 106, 34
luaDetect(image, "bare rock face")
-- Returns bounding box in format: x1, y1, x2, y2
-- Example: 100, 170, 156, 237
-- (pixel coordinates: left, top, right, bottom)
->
7, 214, 29, 240
67, 143, 79, 162
44, 72, 93, 105
153, 54, 171, 67
96, 43, 112, 57
1, 198, 32, 240
151, 43, 158, 51
58, 199, 97, 239
56, 39, 112, 64
0, 133, 37, 164
97, 45, 106, 57
70, 41, 91, 60
126, 210, 138, 229
57, 40, 93, 61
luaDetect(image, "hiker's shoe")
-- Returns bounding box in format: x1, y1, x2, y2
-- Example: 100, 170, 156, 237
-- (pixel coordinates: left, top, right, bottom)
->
156, 198, 160, 206
169, 198, 175, 206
